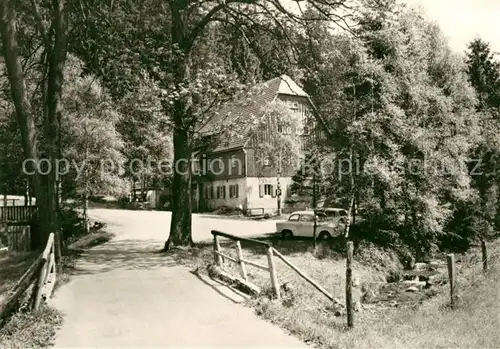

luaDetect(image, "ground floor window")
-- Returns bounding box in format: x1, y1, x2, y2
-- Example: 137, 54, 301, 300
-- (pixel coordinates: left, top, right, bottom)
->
265, 184, 273, 196
216, 185, 226, 199
229, 184, 239, 198
205, 186, 215, 199
260, 184, 276, 197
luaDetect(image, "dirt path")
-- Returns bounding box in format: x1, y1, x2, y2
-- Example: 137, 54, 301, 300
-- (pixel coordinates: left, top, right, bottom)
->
51, 210, 306, 348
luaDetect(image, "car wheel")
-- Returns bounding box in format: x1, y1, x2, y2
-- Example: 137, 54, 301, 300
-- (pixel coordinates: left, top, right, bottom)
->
282, 230, 293, 240
318, 231, 332, 240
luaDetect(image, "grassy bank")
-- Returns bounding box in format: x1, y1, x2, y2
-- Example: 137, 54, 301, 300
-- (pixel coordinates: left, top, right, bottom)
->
0, 223, 114, 348
248, 239, 500, 348
0, 252, 38, 303
165, 236, 500, 349
0, 306, 63, 349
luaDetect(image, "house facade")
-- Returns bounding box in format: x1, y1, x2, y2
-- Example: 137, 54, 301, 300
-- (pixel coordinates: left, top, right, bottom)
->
191, 75, 321, 215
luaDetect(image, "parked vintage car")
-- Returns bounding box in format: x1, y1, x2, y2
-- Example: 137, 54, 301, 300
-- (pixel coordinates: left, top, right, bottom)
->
275, 210, 345, 240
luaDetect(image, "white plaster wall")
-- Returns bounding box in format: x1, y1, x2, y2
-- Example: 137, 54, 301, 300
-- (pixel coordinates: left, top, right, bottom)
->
204, 178, 248, 211
245, 177, 293, 215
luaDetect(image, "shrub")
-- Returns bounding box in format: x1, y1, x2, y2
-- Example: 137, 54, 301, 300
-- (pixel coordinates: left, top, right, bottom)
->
59, 208, 85, 243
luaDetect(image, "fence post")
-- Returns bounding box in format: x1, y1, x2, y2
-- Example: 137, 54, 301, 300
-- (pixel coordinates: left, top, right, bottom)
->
213, 234, 222, 266
266, 247, 280, 300
236, 241, 248, 281
447, 253, 456, 309
481, 240, 488, 272
32, 259, 47, 311
346, 241, 354, 328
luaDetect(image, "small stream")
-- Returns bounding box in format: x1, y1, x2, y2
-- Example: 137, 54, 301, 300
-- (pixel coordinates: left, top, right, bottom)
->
363, 261, 448, 308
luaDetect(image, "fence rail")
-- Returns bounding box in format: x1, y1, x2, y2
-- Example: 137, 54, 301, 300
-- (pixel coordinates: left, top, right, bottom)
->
210, 230, 344, 304
0, 205, 37, 224
0, 233, 57, 325
211, 230, 280, 299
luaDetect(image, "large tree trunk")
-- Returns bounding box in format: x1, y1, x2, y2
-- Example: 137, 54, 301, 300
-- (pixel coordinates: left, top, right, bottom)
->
164, 6, 194, 250
44, 0, 68, 261
0, 1, 50, 249
164, 127, 193, 250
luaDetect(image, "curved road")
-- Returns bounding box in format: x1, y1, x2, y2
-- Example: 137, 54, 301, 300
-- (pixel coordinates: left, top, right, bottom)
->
51, 209, 306, 348
88, 208, 279, 243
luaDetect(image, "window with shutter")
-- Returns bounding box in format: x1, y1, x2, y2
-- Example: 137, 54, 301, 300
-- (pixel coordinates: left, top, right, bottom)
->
235, 184, 239, 198
259, 184, 264, 197
229, 185, 239, 198
222, 186, 226, 199
271, 185, 276, 197
264, 184, 272, 196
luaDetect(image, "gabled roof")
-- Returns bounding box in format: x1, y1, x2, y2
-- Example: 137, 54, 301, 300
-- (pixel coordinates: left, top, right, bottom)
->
198, 75, 309, 153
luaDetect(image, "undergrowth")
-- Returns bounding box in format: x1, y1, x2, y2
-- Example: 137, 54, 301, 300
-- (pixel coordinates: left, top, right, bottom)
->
0, 305, 63, 349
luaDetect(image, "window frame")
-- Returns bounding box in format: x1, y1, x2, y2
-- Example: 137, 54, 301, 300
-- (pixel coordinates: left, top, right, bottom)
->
264, 184, 273, 196
288, 214, 300, 222
300, 214, 315, 222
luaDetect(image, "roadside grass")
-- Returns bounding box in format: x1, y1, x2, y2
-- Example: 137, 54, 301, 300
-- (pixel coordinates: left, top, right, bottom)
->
166, 235, 500, 349
0, 252, 63, 349
0, 226, 114, 348
0, 305, 63, 349
0, 251, 39, 303
247, 239, 500, 349
66, 230, 115, 250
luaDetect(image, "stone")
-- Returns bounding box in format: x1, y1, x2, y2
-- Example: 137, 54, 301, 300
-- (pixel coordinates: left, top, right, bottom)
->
406, 256, 416, 269
362, 290, 377, 303
414, 262, 428, 271
281, 282, 294, 293
405, 286, 419, 293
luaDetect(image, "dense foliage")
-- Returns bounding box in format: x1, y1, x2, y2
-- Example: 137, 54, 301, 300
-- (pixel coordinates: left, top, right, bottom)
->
1, 0, 499, 257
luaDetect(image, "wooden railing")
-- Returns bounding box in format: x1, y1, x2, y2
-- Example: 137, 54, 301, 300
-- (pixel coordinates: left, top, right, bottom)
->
0, 205, 37, 224
212, 230, 280, 299
211, 230, 343, 305
32, 233, 57, 310
0, 233, 57, 325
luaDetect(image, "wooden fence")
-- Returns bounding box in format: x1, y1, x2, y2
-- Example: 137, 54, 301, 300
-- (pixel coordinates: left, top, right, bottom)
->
0, 233, 57, 325
2, 225, 31, 252
211, 230, 343, 305
0, 205, 37, 224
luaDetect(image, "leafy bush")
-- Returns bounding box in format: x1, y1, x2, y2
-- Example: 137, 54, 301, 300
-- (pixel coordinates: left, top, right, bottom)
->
59, 208, 85, 243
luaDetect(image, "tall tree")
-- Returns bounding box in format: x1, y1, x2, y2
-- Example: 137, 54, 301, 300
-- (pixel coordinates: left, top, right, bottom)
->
296, 3, 479, 256
0, 0, 69, 254
61, 55, 127, 229
69, 0, 353, 250
465, 38, 500, 244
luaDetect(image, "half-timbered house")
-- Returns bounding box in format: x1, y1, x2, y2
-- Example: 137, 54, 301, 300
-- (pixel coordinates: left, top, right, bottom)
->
191, 75, 321, 215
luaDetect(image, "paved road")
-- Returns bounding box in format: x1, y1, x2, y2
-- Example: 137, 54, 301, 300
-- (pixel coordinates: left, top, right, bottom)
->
88, 208, 279, 243
51, 209, 306, 348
